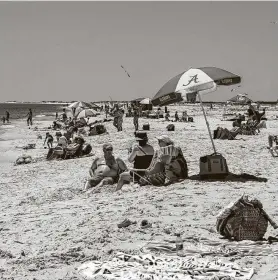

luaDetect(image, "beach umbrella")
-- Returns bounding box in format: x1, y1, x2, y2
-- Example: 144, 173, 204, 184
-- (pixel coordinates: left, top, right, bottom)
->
68, 101, 93, 109
227, 94, 252, 105
152, 67, 241, 153
140, 98, 152, 105
76, 109, 97, 118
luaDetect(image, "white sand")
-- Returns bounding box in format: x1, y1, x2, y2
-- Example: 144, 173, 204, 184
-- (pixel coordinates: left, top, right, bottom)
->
0, 105, 278, 280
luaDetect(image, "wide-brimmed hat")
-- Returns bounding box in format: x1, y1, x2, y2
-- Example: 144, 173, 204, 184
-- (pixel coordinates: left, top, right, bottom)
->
135, 131, 148, 141
156, 135, 174, 145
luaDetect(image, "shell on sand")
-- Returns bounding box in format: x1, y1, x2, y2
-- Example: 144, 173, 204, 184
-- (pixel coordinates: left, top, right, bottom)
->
0, 104, 277, 279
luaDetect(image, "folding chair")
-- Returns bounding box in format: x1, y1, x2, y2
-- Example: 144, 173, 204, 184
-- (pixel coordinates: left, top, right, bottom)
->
64, 143, 82, 159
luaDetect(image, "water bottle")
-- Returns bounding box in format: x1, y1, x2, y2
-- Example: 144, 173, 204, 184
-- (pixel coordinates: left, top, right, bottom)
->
175, 233, 183, 252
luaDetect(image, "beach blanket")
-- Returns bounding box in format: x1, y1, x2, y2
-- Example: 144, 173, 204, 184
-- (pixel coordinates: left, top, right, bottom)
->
78, 252, 254, 280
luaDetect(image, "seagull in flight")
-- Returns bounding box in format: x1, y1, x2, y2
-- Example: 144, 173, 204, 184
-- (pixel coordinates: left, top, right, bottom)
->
270, 21, 278, 24
121, 65, 131, 78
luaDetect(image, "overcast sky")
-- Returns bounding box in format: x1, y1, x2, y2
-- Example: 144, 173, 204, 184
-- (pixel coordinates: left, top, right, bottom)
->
0, 1, 277, 102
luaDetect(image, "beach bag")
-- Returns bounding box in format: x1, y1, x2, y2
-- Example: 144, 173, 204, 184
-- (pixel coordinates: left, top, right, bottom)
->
89, 124, 107, 136
142, 123, 150, 130
199, 153, 229, 179
167, 124, 175, 131
216, 195, 276, 241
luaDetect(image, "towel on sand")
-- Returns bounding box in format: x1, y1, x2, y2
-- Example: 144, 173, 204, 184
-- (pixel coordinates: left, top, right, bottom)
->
78, 252, 254, 280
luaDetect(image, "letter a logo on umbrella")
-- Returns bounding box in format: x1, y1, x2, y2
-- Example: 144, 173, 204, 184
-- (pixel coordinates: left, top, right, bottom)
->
183, 74, 199, 86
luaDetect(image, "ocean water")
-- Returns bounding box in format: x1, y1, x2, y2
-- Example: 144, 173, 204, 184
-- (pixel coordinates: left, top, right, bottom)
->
0, 102, 67, 120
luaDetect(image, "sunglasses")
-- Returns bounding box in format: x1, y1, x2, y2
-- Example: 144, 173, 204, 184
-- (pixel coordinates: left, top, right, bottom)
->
105, 148, 113, 151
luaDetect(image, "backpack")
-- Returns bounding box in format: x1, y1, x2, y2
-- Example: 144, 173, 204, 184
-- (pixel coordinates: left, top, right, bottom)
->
167, 124, 175, 131
216, 195, 271, 241
89, 124, 107, 136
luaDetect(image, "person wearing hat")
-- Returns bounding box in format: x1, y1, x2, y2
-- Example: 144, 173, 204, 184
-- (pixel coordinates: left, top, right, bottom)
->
157, 135, 188, 183
115, 132, 154, 191
84, 143, 127, 193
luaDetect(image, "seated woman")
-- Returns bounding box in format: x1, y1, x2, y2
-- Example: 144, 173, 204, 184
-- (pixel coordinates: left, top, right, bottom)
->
115, 132, 155, 191
84, 143, 127, 193
156, 136, 188, 183
181, 111, 188, 122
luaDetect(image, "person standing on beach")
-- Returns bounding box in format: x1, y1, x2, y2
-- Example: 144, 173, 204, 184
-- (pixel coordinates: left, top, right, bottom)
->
2, 116, 5, 124
26, 108, 33, 126
133, 106, 139, 131
61, 108, 67, 122
6, 111, 10, 122
117, 109, 124, 131
55, 112, 58, 119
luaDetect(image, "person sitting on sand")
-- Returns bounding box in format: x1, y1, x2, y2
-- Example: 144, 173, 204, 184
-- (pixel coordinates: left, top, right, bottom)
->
156, 135, 188, 183
44, 132, 54, 149
165, 112, 170, 121
84, 143, 127, 193
181, 111, 188, 122
57, 133, 68, 149
115, 132, 155, 191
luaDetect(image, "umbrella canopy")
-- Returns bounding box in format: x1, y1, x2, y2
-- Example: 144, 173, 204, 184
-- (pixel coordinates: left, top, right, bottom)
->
76, 109, 97, 118
152, 67, 241, 106
140, 98, 152, 105
227, 94, 252, 105
131, 97, 145, 102
68, 101, 93, 109
152, 67, 241, 154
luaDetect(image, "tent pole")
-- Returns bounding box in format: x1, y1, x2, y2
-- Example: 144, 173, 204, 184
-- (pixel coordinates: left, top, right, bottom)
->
197, 92, 217, 154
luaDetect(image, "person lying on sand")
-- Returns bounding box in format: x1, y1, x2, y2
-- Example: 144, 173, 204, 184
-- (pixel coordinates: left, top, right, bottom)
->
84, 143, 127, 194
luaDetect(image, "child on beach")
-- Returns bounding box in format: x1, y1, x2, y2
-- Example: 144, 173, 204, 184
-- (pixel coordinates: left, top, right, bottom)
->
44, 132, 54, 149
2, 116, 5, 124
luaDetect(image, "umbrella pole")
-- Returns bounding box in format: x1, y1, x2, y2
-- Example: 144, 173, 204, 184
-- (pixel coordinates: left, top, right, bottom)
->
197, 92, 217, 154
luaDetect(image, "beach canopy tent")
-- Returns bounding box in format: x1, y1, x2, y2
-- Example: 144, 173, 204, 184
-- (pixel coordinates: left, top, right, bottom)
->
227, 94, 252, 105
152, 67, 241, 153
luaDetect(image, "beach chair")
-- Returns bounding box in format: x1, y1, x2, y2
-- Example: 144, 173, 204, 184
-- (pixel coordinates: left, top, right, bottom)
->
130, 145, 182, 186
63, 143, 82, 159
129, 151, 166, 186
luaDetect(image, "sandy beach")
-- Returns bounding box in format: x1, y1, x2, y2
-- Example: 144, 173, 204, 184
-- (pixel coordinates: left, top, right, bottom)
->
1, 105, 278, 280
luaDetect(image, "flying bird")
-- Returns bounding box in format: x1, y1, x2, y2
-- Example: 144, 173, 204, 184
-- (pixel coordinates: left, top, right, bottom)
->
121, 65, 131, 78
270, 21, 278, 24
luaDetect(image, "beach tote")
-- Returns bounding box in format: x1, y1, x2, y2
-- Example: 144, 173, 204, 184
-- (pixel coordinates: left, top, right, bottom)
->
216, 195, 277, 241
199, 153, 229, 179
167, 124, 175, 131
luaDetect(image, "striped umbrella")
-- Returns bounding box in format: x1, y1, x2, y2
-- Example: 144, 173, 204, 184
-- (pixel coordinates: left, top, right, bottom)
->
68, 101, 93, 109
152, 67, 241, 153
76, 109, 97, 118
140, 98, 152, 105
152, 67, 241, 106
